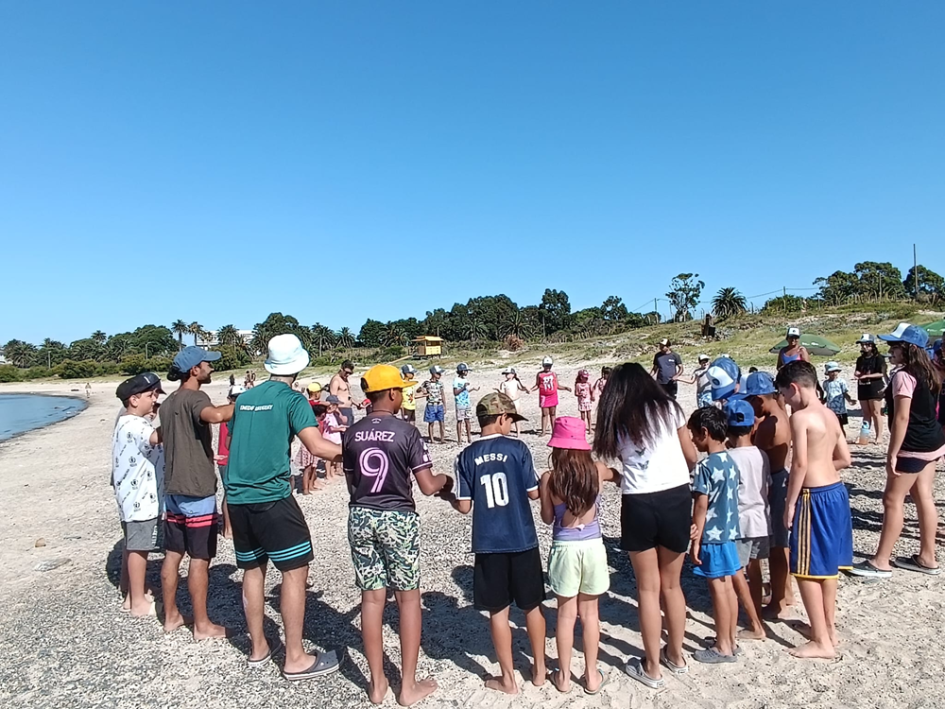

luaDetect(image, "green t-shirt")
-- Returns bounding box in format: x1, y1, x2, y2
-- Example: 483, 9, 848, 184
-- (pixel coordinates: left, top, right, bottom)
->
224, 380, 317, 505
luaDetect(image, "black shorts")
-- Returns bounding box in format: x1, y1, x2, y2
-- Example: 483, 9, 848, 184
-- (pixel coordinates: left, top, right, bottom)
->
620, 485, 692, 554
164, 494, 218, 560
895, 456, 932, 474
474, 548, 546, 612
661, 381, 678, 399
833, 412, 849, 427
229, 495, 314, 572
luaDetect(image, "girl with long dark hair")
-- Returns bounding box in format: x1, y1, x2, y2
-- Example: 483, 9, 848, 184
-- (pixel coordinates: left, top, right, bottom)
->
854, 334, 887, 443
593, 363, 698, 688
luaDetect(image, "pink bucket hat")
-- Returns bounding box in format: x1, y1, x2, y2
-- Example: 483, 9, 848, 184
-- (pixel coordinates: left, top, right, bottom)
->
548, 416, 591, 451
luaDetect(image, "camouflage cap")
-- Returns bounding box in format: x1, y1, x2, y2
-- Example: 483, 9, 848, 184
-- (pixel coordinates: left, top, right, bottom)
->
476, 392, 527, 422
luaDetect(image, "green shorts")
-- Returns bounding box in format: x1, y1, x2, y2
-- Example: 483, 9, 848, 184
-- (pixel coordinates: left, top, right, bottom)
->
347, 507, 421, 591
547, 538, 610, 598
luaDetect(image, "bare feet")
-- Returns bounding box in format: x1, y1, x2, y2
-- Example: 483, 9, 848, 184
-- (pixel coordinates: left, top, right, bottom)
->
397, 677, 438, 706
789, 640, 836, 659
130, 597, 156, 617
163, 611, 193, 634
763, 603, 797, 621
368, 677, 389, 705
737, 627, 767, 641
193, 621, 230, 640
484, 674, 518, 695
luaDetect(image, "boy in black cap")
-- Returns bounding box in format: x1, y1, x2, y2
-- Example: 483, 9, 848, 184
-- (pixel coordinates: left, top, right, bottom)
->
113, 373, 165, 616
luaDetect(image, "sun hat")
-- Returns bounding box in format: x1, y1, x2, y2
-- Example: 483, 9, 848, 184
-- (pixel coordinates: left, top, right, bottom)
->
401, 364, 416, 376
325, 395, 341, 404
264, 334, 310, 376
307, 382, 322, 393
856, 333, 876, 344
548, 416, 591, 451
502, 367, 516, 375
429, 365, 444, 375
659, 338, 671, 347
476, 392, 527, 422
361, 364, 417, 393
542, 356, 553, 366
743, 371, 777, 397
227, 384, 245, 398
698, 354, 710, 362
708, 356, 742, 401
456, 362, 470, 373
825, 361, 841, 373
726, 399, 755, 428
786, 327, 801, 338
879, 322, 929, 349
173, 345, 222, 373
116, 372, 165, 400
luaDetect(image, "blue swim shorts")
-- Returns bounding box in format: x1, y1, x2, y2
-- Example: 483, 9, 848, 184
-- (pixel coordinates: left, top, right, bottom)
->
423, 404, 445, 423
693, 541, 741, 579
790, 482, 853, 579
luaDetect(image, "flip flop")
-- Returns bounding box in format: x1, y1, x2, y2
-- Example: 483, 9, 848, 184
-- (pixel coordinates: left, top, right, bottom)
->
248, 637, 283, 668
547, 668, 572, 694
282, 649, 342, 681
660, 647, 690, 674
584, 669, 610, 695
893, 554, 942, 575
702, 638, 745, 657
847, 560, 892, 579
693, 647, 737, 664
624, 657, 664, 689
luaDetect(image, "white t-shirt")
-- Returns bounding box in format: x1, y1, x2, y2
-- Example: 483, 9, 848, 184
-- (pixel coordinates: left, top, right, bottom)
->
112, 415, 165, 522
499, 379, 521, 401
616, 405, 690, 494
727, 446, 771, 539
693, 365, 712, 394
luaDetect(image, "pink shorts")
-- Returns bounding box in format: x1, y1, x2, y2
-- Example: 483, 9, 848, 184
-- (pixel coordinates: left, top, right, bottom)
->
539, 393, 559, 409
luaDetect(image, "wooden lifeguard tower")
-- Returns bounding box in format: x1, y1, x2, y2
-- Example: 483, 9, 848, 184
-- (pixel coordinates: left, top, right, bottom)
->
413, 336, 443, 358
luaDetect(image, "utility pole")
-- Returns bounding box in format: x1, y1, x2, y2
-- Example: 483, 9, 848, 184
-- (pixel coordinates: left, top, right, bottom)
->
914, 243, 919, 300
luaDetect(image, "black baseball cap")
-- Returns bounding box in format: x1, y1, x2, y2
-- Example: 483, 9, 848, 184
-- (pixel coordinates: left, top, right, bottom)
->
116, 372, 165, 401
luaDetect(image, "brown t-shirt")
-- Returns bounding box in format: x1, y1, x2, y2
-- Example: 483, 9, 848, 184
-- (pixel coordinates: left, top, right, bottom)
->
162, 388, 216, 497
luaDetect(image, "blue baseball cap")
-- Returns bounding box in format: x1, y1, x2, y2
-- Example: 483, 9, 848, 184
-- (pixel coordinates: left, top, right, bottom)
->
879, 322, 929, 349
726, 398, 755, 428
708, 356, 741, 401
743, 371, 777, 397
172, 345, 222, 373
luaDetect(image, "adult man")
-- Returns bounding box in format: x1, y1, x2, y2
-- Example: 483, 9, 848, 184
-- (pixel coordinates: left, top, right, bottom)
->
225, 334, 343, 680
651, 339, 684, 399
161, 346, 234, 637
330, 360, 360, 427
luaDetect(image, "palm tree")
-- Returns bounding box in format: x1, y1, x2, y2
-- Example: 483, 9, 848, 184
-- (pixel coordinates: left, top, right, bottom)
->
311, 324, 336, 356
188, 322, 203, 346
462, 319, 488, 344
383, 323, 406, 347
217, 324, 241, 347
335, 327, 355, 350
2, 339, 37, 368
91, 330, 107, 344
712, 288, 747, 320
500, 310, 527, 339
171, 320, 188, 349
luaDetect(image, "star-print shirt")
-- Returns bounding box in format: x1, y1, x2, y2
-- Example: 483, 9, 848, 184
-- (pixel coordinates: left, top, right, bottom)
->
692, 450, 741, 545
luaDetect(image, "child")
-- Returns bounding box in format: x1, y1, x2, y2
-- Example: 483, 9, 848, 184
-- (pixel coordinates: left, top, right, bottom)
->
453, 362, 480, 444
216, 385, 243, 536
306, 381, 323, 406
447, 392, 546, 694
112, 372, 165, 616
296, 403, 328, 494
344, 365, 452, 705
497, 367, 529, 436
532, 356, 571, 436
323, 395, 347, 481
415, 365, 447, 443
400, 364, 418, 424
539, 417, 620, 694
743, 370, 796, 619
574, 369, 593, 433
823, 362, 855, 429
775, 361, 853, 658
676, 355, 713, 408
726, 399, 771, 641
688, 406, 742, 663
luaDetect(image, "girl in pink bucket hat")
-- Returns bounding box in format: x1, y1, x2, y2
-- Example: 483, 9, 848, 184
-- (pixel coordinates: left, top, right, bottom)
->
539, 417, 620, 694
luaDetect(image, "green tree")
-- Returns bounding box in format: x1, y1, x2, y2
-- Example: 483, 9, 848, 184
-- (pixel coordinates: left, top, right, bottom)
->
903, 265, 945, 301
58, 359, 99, 379
69, 337, 105, 362
188, 322, 203, 346
813, 270, 860, 305
358, 319, 387, 348
216, 324, 242, 347
712, 287, 747, 320
539, 289, 572, 333
600, 296, 629, 323
383, 322, 407, 347
171, 320, 188, 349
666, 273, 704, 322
336, 327, 355, 350
761, 294, 806, 313
131, 325, 177, 358
310, 324, 336, 355
854, 261, 905, 300
421, 309, 449, 338
2, 339, 37, 368
251, 313, 302, 355
91, 330, 107, 344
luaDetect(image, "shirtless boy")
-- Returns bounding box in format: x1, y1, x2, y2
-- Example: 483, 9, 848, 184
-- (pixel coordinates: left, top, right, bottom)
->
743, 371, 796, 618
775, 361, 853, 658
330, 360, 361, 429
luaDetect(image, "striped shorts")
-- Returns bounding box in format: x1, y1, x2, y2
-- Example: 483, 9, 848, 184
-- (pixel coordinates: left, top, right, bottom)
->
165, 494, 218, 560
229, 495, 314, 572
790, 482, 853, 579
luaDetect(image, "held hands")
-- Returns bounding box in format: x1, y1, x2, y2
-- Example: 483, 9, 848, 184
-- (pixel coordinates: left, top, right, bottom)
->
437, 475, 455, 500
690, 539, 702, 566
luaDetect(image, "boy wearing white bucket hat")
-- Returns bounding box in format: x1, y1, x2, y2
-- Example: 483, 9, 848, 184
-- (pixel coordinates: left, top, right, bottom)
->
225, 334, 344, 681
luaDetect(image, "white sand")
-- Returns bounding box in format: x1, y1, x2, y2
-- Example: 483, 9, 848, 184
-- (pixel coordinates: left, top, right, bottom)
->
1, 363, 943, 709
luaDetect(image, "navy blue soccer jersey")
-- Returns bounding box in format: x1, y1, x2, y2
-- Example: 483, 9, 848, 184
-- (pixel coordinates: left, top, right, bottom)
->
455, 434, 539, 553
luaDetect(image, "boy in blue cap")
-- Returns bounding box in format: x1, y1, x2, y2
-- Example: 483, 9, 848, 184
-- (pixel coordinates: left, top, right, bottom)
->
743, 370, 796, 619
726, 398, 770, 641
707, 356, 742, 404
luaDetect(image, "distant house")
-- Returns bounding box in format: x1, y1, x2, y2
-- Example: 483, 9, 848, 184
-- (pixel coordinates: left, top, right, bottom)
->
0, 354, 7, 365
413, 336, 444, 358
197, 330, 253, 349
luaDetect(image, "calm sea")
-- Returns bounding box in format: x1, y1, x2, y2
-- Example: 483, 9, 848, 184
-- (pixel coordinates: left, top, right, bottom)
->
0, 394, 88, 442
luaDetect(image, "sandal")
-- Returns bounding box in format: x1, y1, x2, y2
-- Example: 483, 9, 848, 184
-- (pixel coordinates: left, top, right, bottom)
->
624, 657, 664, 689
893, 555, 942, 576
584, 669, 610, 695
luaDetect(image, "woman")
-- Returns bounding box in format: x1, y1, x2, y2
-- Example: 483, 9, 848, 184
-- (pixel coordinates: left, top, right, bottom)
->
594, 363, 698, 688
854, 334, 887, 443
849, 323, 944, 578
777, 327, 810, 369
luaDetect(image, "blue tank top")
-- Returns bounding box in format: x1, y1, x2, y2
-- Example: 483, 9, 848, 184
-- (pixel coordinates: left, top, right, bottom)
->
781, 349, 801, 364
553, 495, 602, 542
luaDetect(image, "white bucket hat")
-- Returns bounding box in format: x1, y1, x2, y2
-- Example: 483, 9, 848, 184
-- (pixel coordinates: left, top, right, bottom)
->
264, 334, 310, 376
542, 356, 553, 366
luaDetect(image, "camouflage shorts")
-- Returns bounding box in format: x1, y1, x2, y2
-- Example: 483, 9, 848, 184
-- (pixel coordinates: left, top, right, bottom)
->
347, 507, 421, 591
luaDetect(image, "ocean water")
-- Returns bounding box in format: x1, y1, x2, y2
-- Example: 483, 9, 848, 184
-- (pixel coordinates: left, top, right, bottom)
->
0, 394, 88, 442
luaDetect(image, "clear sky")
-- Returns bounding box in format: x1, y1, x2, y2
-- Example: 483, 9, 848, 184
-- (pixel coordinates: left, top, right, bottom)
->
2, 2, 943, 344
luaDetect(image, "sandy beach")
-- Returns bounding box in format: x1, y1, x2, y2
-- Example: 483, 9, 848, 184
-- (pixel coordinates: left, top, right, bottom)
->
1, 362, 944, 709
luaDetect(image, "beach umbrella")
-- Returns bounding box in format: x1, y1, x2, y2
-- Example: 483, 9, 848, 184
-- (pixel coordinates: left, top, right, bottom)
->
919, 320, 945, 337
769, 334, 841, 357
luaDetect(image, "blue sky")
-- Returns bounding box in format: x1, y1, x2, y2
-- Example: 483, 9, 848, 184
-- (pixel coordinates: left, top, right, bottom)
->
2, 2, 943, 344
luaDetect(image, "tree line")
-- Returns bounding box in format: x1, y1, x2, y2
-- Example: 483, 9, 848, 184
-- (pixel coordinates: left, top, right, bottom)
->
2, 261, 940, 382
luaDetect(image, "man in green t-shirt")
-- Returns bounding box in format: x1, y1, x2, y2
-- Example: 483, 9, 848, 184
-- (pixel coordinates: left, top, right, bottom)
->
225, 334, 343, 681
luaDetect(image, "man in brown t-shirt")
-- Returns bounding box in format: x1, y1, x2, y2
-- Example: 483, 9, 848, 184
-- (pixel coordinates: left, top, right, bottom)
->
161, 346, 234, 638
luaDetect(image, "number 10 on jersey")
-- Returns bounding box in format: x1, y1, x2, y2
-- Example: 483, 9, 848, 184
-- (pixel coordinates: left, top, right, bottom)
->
479, 472, 509, 508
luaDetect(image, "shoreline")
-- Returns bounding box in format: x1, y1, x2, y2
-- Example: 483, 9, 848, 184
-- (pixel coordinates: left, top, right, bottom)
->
0, 392, 89, 444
